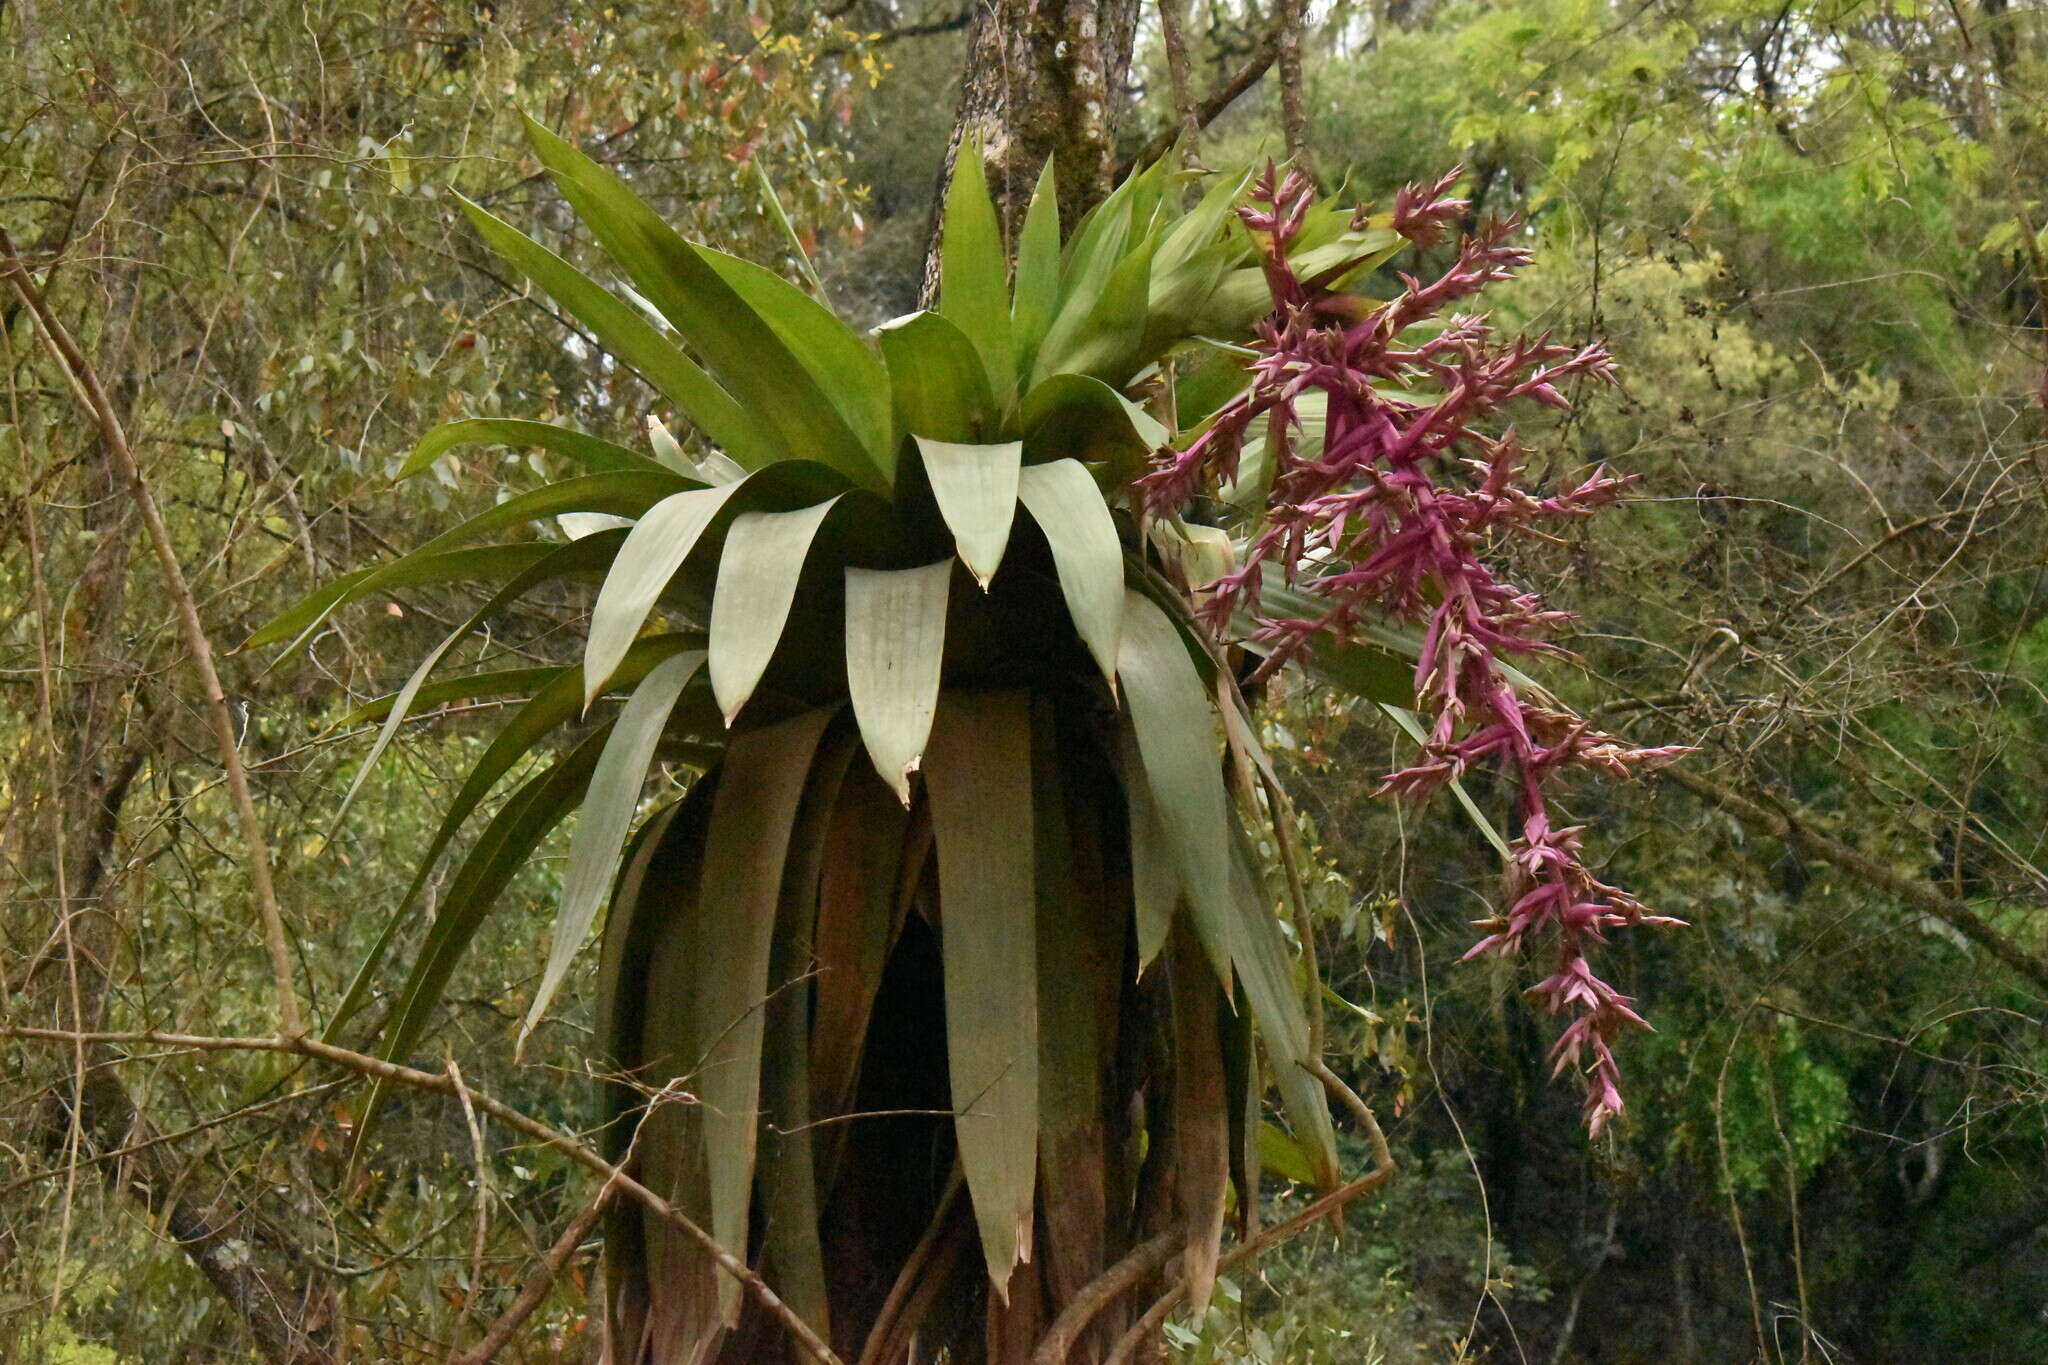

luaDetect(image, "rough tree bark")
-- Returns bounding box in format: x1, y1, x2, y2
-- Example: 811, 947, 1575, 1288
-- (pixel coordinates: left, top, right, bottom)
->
919, 0, 1144, 303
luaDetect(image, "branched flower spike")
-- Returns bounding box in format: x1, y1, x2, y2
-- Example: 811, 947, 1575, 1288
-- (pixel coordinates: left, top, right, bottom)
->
1145, 165, 1692, 1134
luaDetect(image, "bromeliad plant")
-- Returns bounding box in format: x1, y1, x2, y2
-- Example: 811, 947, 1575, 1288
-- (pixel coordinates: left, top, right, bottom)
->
257, 118, 1674, 1362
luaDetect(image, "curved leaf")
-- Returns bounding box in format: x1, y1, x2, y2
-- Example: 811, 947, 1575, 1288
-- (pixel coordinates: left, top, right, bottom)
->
1017, 459, 1124, 688
398, 418, 672, 483
351, 724, 612, 1159
844, 559, 954, 804
693, 709, 835, 1324
876, 311, 997, 443
524, 649, 707, 1041
582, 460, 852, 709
708, 498, 844, 724
519, 118, 882, 488
332, 666, 564, 730
401, 470, 684, 563
915, 437, 1021, 589
583, 486, 744, 709
457, 196, 781, 470
1115, 590, 1339, 1188
938, 140, 1016, 403
1018, 372, 1168, 472
924, 689, 1040, 1299
243, 542, 554, 655
326, 631, 698, 1041
330, 530, 637, 834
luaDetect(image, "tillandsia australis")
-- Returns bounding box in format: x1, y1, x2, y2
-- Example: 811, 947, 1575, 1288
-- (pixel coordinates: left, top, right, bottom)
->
1145, 165, 1693, 1134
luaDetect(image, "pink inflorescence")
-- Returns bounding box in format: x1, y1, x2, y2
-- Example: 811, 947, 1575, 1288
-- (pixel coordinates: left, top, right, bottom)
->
1143, 165, 1690, 1135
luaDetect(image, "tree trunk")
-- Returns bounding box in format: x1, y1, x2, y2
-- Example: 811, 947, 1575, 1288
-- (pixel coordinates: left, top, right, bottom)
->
919, 0, 1144, 303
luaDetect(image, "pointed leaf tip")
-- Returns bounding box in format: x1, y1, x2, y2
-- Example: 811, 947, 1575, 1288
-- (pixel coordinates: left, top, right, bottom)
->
708, 498, 843, 724
845, 561, 952, 806
916, 437, 1022, 589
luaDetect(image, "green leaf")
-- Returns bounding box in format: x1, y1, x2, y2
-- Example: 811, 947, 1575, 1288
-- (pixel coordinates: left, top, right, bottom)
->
332, 667, 564, 730
693, 709, 835, 1324
1010, 162, 1062, 379
938, 140, 1016, 403
708, 499, 845, 724
1016, 459, 1124, 688
757, 730, 857, 1339
1115, 591, 1339, 1187
328, 531, 636, 839
519, 118, 883, 488
844, 560, 953, 804
876, 311, 998, 443
915, 437, 1022, 588
524, 649, 707, 1042
400, 472, 684, 563
1040, 224, 1161, 384
1290, 226, 1406, 290
1257, 1120, 1317, 1185
353, 724, 612, 1158
398, 418, 672, 482
693, 246, 896, 482
1119, 726, 1179, 973
752, 160, 824, 296
1144, 172, 1255, 365
1018, 372, 1168, 472
457, 196, 783, 471
243, 542, 555, 655
1151, 169, 1251, 285
924, 689, 1039, 1298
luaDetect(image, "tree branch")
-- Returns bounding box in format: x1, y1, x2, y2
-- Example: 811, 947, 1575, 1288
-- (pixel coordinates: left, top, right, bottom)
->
1123, 18, 1285, 175
2, 1026, 848, 1365
451, 1174, 619, 1365
1658, 764, 2048, 995
0, 230, 305, 1037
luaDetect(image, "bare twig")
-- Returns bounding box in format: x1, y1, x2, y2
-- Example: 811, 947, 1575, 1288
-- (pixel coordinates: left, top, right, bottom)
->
446, 1052, 493, 1338
1124, 20, 1286, 175
1103, 1139, 1397, 1365
0, 230, 305, 1037
1, 1026, 847, 1365
1658, 764, 2048, 994
449, 1175, 619, 1365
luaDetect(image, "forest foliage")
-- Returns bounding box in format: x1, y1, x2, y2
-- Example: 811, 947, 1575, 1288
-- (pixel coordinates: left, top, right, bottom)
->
2, 0, 2044, 1362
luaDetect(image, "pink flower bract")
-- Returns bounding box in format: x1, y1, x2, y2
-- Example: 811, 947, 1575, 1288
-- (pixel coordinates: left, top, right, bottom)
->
1143, 165, 1691, 1134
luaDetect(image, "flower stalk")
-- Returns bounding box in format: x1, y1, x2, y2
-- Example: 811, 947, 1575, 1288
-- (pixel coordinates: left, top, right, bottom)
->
1145, 165, 1690, 1132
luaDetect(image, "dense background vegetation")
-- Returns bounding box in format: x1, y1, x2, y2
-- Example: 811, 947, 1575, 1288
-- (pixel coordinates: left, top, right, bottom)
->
3, 0, 2042, 1360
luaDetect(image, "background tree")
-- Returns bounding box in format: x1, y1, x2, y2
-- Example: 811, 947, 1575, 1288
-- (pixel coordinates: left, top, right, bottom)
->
3, 0, 2044, 1362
